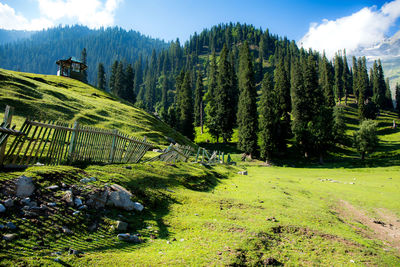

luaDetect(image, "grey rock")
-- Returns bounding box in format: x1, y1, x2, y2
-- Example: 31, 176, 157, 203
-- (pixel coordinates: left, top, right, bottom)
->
133, 202, 144, 212
74, 197, 83, 207
108, 184, 135, 211
48, 202, 57, 207
23, 211, 38, 218
62, 226, 73, 234
6, 222, 16, 230
3, 234, 17, 241
78, 205, 87, 210
62, 190, 74, 205
46, 185, 59, 190
115, 221, 128, 231
0, 204, 5, 213
4, 199, 14, 207
152, 149, 163, 153
72, 211, 80, 216
40, 204, 48, 210
80, 178, 91, 183
22, 205, 30, 210
87, 189, 109, 209
117, 233, 140, 243
238, 171, 248, 175
15, 176, 35, 197
28, 201, 38, 208
21, 197, 31, 205
89, 177, 97, 182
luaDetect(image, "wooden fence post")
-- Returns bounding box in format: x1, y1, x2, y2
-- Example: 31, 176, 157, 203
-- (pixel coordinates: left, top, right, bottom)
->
68, 121, 79, 163
109, 129, 118, 163
195, 147, 200, 162
0, 105, 14, 165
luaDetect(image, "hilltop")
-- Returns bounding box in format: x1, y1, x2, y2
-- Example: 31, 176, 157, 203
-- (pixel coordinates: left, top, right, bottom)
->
0, 68, 192, 147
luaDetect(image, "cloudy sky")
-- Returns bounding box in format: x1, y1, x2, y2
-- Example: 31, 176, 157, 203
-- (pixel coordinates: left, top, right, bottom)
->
0, 0, 399, 57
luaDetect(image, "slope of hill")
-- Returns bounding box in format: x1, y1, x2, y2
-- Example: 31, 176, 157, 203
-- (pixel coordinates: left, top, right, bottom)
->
0, 68, 191, 146
0, 29, 34, 45
0, 25, 169, 84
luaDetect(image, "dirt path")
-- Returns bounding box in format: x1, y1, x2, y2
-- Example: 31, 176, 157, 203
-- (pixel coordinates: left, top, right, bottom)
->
337, 200, 400, 253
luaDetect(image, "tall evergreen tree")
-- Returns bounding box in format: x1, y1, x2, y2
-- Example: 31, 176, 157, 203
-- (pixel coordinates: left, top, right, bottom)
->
178, 71, 194, 140
357, 57, 370, 119
205, 50, 220, 141
109, 60, 118, 93
342, 52, 351, 105
113, 61, 125, 98
133, 56, 143, 97
372, 60, 387, 109
395, 83, 400, 117
385, 78, 393, 110
81, 48, 88, 83
97, 62, 106, 91
194, 71, 204, 131
237, 41, 258, 156
320, 54, 335, 107
125, 63, 135, 103
215, 44, 236, 142
334, 52, 343, 103
259, 72, 278, 161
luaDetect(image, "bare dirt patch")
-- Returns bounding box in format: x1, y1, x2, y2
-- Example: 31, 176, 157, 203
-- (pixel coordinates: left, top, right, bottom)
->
337, 200, 400, 252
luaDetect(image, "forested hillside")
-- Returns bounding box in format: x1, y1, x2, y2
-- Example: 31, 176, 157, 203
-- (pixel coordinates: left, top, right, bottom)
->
0, 25, 168, 84
0, 29, 34, 45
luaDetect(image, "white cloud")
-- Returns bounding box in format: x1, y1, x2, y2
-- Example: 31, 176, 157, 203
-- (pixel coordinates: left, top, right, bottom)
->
0, 0, 123, 31
299, 0, 400, 58
37, 0, 123, 28
0, 3, 53, 30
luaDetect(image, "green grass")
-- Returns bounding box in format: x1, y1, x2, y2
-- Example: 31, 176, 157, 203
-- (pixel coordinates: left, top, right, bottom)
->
0, 68, 192, 147
1, 162, 399, 266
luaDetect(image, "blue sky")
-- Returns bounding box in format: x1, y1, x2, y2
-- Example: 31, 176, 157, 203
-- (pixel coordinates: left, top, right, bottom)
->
0, 0, 399, 56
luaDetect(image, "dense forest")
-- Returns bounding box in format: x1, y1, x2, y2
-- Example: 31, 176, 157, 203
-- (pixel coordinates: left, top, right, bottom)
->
0, 25, 168, 83
1, 23, 398, 162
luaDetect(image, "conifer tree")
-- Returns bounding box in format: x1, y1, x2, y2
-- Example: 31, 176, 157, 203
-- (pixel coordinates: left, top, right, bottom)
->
259, 72, 278, 161
320, 55, 335, 107
109, 60, 118, 93
352, 56, 359, 101
113, 61, 125, 98
178, 71, 194, 140
357, 57, 370, 119
237, 41, 258, 156
125, 63, 135, 103
97, 62, 106, 91
385, 78, 393, 110
334, 53, 343, 103
133, 56, 143, 97
215, 44, 235, 142
81, 48, 88, 83
372, 60, 387, 109
342, 52, 351, 105
194, 71, 204, 131
395, 83, 400, 117
205, 50, 220, 141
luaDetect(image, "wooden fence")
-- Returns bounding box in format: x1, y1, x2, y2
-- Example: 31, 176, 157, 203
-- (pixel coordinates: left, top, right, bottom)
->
147, 144, 195, 163
1, 115, 152, 166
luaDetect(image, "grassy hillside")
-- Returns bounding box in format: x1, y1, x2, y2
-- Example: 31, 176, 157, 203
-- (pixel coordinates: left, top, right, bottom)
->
0, 68, 192, 147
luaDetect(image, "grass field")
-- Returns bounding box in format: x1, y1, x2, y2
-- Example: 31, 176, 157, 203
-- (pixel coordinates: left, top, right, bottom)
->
0, 69, 400, 265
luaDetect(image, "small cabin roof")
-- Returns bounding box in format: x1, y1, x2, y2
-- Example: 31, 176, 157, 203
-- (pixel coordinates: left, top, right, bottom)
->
56, 57, 87, 70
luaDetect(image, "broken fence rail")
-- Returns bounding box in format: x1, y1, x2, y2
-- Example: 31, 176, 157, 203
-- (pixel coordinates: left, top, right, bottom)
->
2, 119, 153, 166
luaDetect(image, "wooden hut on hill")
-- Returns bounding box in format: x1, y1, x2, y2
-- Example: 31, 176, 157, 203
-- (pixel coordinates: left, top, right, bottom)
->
56, 57, 87, 82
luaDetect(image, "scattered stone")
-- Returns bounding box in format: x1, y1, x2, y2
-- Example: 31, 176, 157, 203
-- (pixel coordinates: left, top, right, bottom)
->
6, 222, 16, 230
116, 221, 128, 231
133, 202, 144, 212
22, 205, 30, 210
62, 190, 74, 205
80, 178, 91, 183
350, 260, 355, 263
74, 197, 83, 207
48, 202, 57, 207
152, 149, 163, 153
125, 166, 132, 170
4, 199, 14, 207
117, 233, 140, 243
79, 205, 87, 210
15, 176, 35, 197
23, 211, 38, 218
87, 189, 108, 209
0, 204, 5, 213
180, 238, 184, 242
194, 214, 199, 216
350, 182, 355, 185
69, 249, 83, 256
21, 197, 31, 205
62, 226, 73, 234
89, 177, 96, 182
34, 162, 44, 166
108, 184, 135, 211
46, 185, 59, 190
3, 234, 17, 241
166, 241, 171, 244
237, 171, 248, 175
72, 211, 80, 216
40, 204, 48, 210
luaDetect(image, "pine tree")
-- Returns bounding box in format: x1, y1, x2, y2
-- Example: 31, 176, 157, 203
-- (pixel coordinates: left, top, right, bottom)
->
372, 60, 387, 109
178, 71, 194, 140
259, 72, 278, 161
334, 52, 343, 103
274, 52, 291, 152
97, 62, 106, 91
113, 61, 125, 98
357, 57, 369, 119
320, 54, 335, 107
205, 50, 220, 141
395, 83, 400, 117
352, 56, 359, 102
215, 44, 235, 142
385, 78, 393, 110
237, 41, 258, 156
342, 52, 351, 105
109, 60, 118, 93
194, 71, 204, 131
133, 56, 143, 97
81, 48, 88, 83
125, 63, 135, 103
